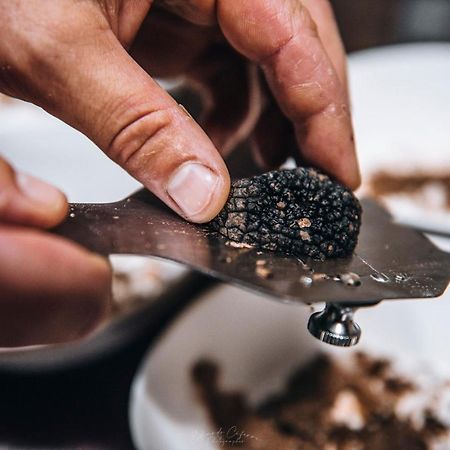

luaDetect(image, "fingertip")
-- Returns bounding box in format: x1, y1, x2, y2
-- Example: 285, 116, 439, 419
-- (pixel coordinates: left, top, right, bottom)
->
330, 137, 361, 191
295, 104, 361, 191
199, 165, 231, 223
16, 173, 69, 226
348, 162, 362, 191
335, 165, 361, 191
166, 160, 231, 223
336, 134, 361, 191
0, 158, 69, 228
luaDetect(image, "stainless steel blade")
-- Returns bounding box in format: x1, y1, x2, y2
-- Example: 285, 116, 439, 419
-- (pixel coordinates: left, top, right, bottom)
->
54, 189, 450, 305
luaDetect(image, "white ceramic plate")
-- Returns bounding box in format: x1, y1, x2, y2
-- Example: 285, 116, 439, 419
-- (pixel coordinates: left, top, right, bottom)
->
129, 43, 450, 450
351, 42, 450, 233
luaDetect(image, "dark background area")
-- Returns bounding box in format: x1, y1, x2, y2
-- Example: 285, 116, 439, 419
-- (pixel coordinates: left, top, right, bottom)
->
1, 2, 449, 449
333, 0, 450, 51
0, 344, 143, 450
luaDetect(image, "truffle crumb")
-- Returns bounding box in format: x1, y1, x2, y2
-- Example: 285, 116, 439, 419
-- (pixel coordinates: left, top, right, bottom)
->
329, 389, 365, 430
312, 273, 329, 281
297, 218, 311, 228
384, 377, 415, 395
256, 266, 273, 279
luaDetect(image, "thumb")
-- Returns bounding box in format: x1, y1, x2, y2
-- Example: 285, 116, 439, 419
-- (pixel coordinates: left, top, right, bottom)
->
18, 10, 230, 223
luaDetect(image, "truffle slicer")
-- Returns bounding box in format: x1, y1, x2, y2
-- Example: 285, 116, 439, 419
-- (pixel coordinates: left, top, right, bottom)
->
54, 189, 450, 347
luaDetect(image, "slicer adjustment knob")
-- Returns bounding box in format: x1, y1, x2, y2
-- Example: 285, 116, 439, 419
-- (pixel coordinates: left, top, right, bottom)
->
307, 303, 361, 347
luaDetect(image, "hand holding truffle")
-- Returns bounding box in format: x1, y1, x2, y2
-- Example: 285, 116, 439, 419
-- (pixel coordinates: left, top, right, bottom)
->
0, 0, 359, 224
0, 0, 359, 345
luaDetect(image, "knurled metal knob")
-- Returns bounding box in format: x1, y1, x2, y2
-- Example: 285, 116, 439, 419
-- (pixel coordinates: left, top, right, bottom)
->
307, 303, 361, 347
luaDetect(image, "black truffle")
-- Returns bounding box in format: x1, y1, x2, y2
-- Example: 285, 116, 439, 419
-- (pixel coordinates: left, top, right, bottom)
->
211, 168, 362, 260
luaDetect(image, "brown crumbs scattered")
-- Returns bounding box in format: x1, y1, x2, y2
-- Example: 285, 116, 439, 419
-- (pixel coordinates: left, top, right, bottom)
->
312, 273, 329, 281
192, 353, 447, 450
225, 241, 254, 249
384, 377, 415, 394
256, 266, 273, 279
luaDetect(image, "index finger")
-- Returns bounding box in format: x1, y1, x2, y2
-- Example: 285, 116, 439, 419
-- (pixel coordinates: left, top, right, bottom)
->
217, 0, 360, 189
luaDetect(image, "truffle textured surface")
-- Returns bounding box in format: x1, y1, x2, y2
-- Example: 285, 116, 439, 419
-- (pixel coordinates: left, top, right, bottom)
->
211, 168, 362, 259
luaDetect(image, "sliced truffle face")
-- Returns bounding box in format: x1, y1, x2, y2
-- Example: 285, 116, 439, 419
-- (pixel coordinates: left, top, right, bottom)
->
210, 168, 362, 260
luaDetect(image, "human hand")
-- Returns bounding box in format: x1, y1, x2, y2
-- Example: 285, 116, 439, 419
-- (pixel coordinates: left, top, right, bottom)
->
0, 157, 111, 346
0, 0, 359, 225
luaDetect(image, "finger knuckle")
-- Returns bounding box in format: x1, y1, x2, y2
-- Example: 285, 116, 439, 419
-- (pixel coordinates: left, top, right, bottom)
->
107, 106, 180, 171
249, 2, 318, 65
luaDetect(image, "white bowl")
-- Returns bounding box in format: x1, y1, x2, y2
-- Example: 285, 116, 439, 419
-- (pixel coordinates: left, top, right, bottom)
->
130, 274, 450, 450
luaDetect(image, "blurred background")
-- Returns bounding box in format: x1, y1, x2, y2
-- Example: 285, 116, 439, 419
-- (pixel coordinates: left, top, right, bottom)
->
333, 0, 450, 50
0, 2, 449, 449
